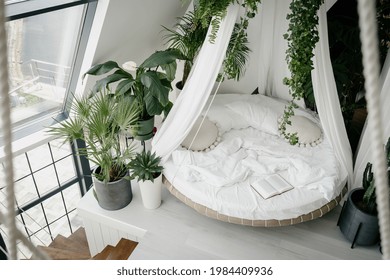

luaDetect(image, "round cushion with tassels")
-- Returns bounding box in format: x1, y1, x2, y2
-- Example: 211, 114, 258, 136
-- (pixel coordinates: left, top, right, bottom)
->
281, 115, 323, 147
181, 117, 221, 152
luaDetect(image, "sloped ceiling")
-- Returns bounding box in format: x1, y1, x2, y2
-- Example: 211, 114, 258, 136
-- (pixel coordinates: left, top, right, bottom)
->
80, 0, 189, 94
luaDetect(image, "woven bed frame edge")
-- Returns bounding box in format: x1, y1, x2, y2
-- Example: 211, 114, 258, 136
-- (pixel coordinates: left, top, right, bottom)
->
163, 176, 348, 227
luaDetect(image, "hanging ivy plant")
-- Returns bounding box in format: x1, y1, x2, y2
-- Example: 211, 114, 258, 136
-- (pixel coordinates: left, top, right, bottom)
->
192, 0, 262, 81
279, 0, 324, 145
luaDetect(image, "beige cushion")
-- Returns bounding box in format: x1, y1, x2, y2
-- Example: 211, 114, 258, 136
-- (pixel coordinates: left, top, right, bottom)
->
282, 115, 322, 147
181, 117, 220, 151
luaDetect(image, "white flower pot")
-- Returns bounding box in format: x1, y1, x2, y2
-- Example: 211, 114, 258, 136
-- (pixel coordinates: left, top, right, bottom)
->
138, 173, 162, 209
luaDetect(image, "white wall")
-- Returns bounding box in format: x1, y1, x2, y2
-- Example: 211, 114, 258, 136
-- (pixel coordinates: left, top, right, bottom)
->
218, 0, 339, 95
77, 0, 189, 95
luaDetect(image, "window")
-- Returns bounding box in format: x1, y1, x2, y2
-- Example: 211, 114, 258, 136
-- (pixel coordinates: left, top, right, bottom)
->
1, 0, 97, 144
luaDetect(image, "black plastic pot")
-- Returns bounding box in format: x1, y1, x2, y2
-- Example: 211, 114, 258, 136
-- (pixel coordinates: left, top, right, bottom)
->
337, 188, 379, 248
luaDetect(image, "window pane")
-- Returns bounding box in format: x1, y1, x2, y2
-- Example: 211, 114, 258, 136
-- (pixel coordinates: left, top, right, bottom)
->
5, 5, 85, 128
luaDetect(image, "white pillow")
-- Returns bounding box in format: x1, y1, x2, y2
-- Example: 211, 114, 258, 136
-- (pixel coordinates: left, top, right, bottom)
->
206, 105, 249, 132
225, 101, 279, 135
181, 117, 221, 152
281, 115, 322, 147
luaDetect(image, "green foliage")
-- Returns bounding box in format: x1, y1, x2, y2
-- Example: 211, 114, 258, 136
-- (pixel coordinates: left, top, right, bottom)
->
194, 0, 260, 43
162, 11, 209, 86
194, 0, 231, 43
83, 49, 185, 119
326, 0, 389, 131
49, 92, 140, 183
167, 0, 259, 86
219, 20, 251, 81
327, 10, 365, 129
196, 0, 261, 81
362, 137, 390, 215
129, 150, 163, 182
280, 0, 324, 145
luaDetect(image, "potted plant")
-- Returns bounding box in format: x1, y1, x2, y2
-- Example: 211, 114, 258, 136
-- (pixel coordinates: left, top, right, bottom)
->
82, 48, 185, 140
162, 4, 251, 92
129, 150, 164, 209
338, 137, 390, 248
161, 10, 209, 91
49, 91, 140, 210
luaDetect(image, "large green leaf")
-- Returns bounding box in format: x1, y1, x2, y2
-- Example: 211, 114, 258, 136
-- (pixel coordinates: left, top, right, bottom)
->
82, 61, 120, 80
140, 49, 186, 69
144, 92, 164, 116
160, 61, 177, 81
140, 72, 169, 106
116, 79, 136, 95
92, 70, 131, 94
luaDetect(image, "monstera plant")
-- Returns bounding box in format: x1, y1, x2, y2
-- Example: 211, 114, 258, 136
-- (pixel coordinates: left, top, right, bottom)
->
83, 49, 185, 140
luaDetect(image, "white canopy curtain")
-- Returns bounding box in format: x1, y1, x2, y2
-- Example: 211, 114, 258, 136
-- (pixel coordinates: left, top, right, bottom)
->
311, 3, 353, 188
353, 50, 390, 187
152, 4, 240, 160
256, 0, 352, 187
152, 0, 353, 186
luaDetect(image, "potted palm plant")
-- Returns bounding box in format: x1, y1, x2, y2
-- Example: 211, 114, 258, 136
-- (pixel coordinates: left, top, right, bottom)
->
82, 48, 185, 140
49, 91, 140, 210
129, 150, 164, 209
338, 137, 390, 248
162, 10, 209, 91
162, 6, 250, 92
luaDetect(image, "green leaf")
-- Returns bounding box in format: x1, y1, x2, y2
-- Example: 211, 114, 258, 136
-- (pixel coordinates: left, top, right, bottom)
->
116, 79, 136, 95
160, 60, 177, 81
140, 71, 170, 106
140, 49, 185, 69
144, 92, 164, 116
91, 70, 131, 94
82, 61, 120, 80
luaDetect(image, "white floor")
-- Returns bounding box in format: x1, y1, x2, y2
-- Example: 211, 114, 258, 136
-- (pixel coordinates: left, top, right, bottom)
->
78, 181, 382, 260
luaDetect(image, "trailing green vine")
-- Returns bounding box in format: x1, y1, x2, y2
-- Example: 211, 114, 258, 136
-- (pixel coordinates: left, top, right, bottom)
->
192, 0, 261, 81
280, 0, 324, 145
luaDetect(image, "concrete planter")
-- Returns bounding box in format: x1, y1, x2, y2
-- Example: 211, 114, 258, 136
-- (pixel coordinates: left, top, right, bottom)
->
337, 188, 379, 248
92, 167, 132, 211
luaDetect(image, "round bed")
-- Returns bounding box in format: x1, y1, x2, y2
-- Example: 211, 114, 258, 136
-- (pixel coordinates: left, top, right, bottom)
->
162, 93, 348, 226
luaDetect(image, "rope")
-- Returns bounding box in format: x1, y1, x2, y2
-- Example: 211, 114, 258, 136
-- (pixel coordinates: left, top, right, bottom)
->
0, 0, 18, 260
170, 76, 224, 185
185, 75, 224, 152
0, 211, 50, 259
358, 0, 390, 259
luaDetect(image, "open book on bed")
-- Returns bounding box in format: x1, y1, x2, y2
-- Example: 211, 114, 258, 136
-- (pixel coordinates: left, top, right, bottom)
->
251, 174, 294, 199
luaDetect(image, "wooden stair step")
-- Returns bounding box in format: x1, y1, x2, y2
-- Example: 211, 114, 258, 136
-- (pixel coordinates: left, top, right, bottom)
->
106, 238, 138, 260
48, 234, 90, 256
92, 245, 115, 260
67, 227, 90, 251
37, 245, 91, 260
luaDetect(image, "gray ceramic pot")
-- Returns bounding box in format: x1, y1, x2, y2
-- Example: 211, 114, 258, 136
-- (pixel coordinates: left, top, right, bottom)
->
92, 167, 132, 211
337, 188, 379, 248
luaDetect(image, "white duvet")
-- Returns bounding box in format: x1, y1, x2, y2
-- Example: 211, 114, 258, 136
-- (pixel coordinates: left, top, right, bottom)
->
163, 94, 346, 220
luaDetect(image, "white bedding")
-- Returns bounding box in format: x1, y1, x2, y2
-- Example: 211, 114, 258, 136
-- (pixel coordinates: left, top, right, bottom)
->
163, 94, 346, 220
